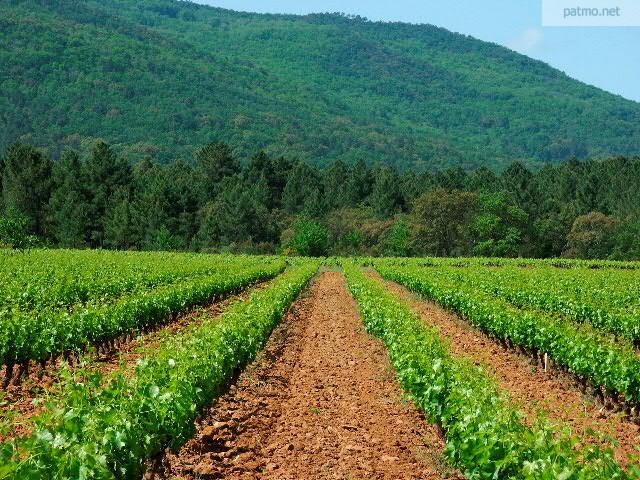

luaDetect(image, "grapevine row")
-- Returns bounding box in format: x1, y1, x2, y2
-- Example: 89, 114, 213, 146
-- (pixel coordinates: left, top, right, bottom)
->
0, 259, 286, 378
0, 250, 274, 311
386, 255, 640, 270
343, 264, 632, 480
426, 265, 640, 345
375, 263, 640, 408
2, 262, 318, 479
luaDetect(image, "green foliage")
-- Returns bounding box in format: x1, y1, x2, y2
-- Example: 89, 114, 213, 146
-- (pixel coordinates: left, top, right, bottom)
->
85, 141, 133, 247
145, 224, 180, 251
377, 261, 640, 403
1, 142, 52, 236
0, 250, 285, 365
48, 149, 90, 248
4, 261, 317, 479
2, 136, 639, 259
345, 263, 632, 480
611, 223, 640, 260
369, 167, 404, 218
383, 218, 412, 257
284, 220, 329, 257
281, 162, 322, 214
471, 191, 528, 257
0, 208, 39, 249
194, 141, 240, 202
566, 211, 620, 259
2, 0, 640, 168
411, 189, 477, 256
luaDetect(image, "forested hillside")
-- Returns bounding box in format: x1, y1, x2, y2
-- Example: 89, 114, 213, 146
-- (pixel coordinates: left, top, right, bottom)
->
2, 0, 640, 169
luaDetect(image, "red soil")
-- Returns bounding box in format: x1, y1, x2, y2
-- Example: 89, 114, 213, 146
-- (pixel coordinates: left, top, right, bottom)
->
371, 272, 640, 467
163, 271, 461, 480
0, 284, 265, 442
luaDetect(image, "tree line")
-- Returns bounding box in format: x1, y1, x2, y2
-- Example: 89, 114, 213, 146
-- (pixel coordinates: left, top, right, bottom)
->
0, 140, 638, 259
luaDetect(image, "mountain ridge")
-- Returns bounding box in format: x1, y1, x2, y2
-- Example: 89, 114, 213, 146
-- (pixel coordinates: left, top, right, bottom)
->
1, 0, 639, 170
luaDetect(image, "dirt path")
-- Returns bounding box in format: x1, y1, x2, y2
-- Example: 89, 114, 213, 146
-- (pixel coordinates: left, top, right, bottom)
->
0, 283, 266, 442
370, 272, 640, 467
164, 271, 460, 480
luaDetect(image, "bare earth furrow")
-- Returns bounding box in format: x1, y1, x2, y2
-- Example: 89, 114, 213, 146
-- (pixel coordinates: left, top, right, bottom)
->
370, 272, 640, 467
164, 271, 460, 480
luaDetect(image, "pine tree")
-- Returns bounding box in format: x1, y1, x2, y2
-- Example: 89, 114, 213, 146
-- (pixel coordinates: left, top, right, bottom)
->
370, 167, 404, 218
244, 152, 295, 209
48, 149, 90, 247
130, 157, 173, 249
282, 162, 322, 214
164, 159, 200, 247
323, 160, 349, 210
104, 188, 138, 249
194, 141, 239, 203
434, 166, 468, 190
467, 166, 499, 193
344, 158, 372, 206
84, 141, 132, 247
501, 161, 534, 211
1, 142, 52, 236
400, 170, 434, 206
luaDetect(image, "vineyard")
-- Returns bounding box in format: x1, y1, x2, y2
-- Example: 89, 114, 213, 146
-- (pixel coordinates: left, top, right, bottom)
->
0, 250, 639, 479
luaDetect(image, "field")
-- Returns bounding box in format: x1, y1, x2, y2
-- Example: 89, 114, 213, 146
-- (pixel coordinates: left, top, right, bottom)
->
0, 250, 639, 479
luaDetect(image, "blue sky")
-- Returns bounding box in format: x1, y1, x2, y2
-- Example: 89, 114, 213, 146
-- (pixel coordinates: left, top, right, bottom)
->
194, 0, 640, 102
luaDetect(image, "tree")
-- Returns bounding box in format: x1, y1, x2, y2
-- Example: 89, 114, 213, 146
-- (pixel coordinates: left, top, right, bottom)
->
195, 200, 225, 250
383, 218, 412, 257
130, 157, 177, 250
467, 166, 499, 193
369, 167, 404, 218
163, 159, 200, 248
575, 161, 605, 214
470, 191, 528, 257
0, 208, 40, 249
565, 211, 619, 259
282, 162, 322, 214
326, 207, 373, 256
48, 149, 89, 248
195, 178, 274, 250
145, 225, 180, 251
242, 153, 294, 209
1, 142, 52, 236
283, 220, 329, 257
302, 188, 327, 219
343, 158, 372, 206
501, 161, 534, 209
610, 222, 640, 260
434, 166, 467, 190
84, 141, 132, 247
323, 160, 350, 210
530, 204, 576, 258
411, 189, 477, 256
104, 188, 138, 249
401, 171, 435, 206
194, 141, 240, 203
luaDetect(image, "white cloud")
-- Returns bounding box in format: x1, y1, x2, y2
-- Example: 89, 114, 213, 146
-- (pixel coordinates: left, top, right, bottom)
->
508, 28, 545, 53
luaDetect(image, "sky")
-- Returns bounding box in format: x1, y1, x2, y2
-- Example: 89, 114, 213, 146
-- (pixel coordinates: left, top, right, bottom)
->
194, 0, 640, 102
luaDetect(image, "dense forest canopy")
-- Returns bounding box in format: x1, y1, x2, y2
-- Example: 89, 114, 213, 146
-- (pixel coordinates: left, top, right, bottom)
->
1, 140, 638, 260
1, 0, 640, 169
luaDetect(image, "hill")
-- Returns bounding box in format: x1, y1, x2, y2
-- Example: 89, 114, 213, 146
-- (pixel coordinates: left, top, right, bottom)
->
1, 0, 639, 169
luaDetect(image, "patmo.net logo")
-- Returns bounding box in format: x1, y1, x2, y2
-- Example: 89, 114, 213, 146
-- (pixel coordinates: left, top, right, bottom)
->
542, 0, 640, 25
